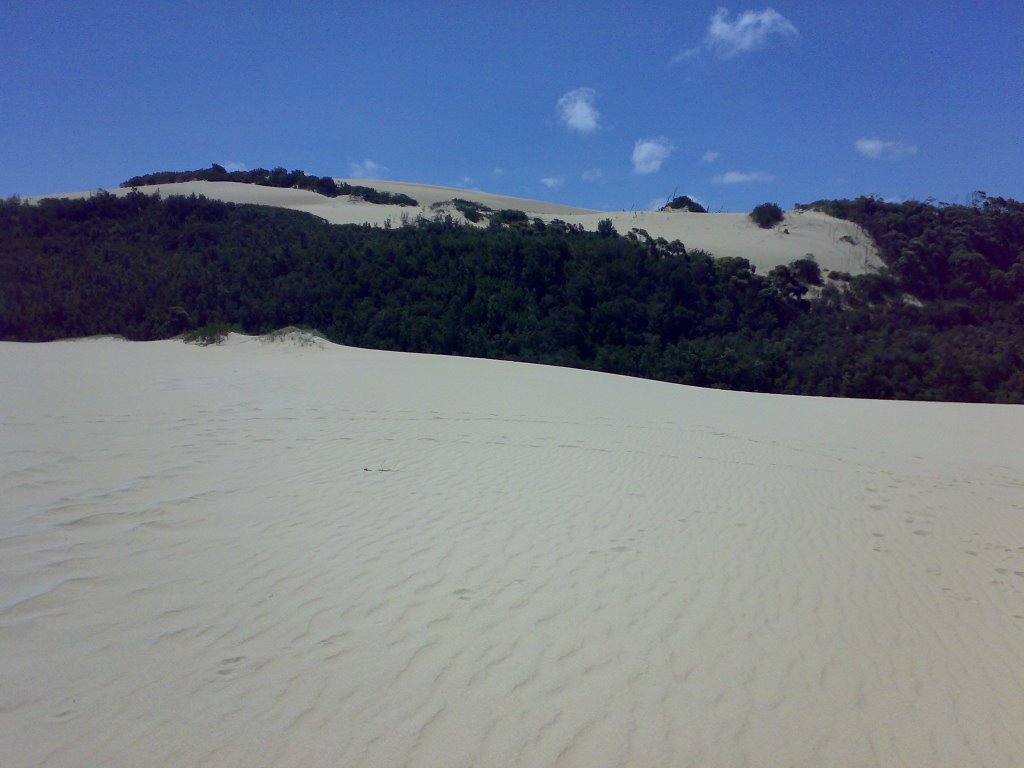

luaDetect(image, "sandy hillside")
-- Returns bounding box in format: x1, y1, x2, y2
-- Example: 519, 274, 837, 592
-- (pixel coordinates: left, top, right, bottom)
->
34, 180, 881, 276
347, 180, 881, 276
334, 178, 595, 216
2, 335, 1023, 768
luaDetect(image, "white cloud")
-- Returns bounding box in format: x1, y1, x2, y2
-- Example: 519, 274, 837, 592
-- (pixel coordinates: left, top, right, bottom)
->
491, 167, 505, 177
581, 168, 605, 182
700, 150, 720, 164
681, 7, 798, 60
854, 137, 918, 160
540, 175, 565, 189
671, 46, 703, 63
632, 137, 675, 174
557, 87, 600, 134
222, 161, 247, 172
349, 159, 388, 178
712, 171, 775, 184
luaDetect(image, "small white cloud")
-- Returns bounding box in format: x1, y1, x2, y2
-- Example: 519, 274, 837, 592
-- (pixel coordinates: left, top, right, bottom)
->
557, 87, 600, 134
491, 167, 505, 177
700, 150, 720, 164
712, 171, 775, 184
681, 7, 798, 60
581, 168, 605, 182
854, 138, 918, 160
632, 137, 675, 174
349, 159, 387, 178
453, 176, 474, 187
540, 175, 565, 189
671, 46, 703, 63
222, 161, 247, 172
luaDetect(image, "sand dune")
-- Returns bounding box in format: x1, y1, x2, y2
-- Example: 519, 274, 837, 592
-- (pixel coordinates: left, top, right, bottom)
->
2, 335, 1023, 767
34, 180, 881, 275
334, 178, 596, 216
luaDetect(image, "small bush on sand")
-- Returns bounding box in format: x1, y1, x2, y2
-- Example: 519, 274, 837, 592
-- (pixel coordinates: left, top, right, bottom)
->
661, 195, 707, 213
182, 322, 237, 346
260, 326, 326, 349
451, 198, 493, 223
750, 202, 784, 228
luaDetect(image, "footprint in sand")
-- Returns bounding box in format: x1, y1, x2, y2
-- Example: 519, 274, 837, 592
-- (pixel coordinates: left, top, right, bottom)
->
216, 656, 251, 678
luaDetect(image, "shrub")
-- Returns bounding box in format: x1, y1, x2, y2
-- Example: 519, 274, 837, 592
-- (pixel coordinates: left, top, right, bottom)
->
750, 202, 784, 228
662, 195, 707, 213
451, 198, 493, 223
790, 256, 823, 285
489, 209, 529, 228
182, 322, 238, 346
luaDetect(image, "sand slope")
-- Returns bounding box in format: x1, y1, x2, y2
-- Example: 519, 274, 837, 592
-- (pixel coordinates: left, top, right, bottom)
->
2, 336, 1023, 767
34, 180, 881, 275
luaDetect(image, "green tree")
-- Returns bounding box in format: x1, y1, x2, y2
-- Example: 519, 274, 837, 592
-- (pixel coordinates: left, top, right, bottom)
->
597, 218, 618, 238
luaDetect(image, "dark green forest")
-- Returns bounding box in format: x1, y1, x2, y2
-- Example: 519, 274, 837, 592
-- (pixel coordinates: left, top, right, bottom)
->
2, 189, 1023, 402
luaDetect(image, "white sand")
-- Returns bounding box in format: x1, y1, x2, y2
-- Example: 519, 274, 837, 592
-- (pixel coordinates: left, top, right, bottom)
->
334, 178, 596, 216
35, 180, 881, 275
2, 335, 1023, 767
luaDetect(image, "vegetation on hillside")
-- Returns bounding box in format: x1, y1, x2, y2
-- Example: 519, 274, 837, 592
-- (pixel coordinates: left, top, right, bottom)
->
2, 189, 1023, 403
121, 164, 418, 206
798, 193, 1024, 303
750, 202, 784, 228
661, 196, 708, 213
430, 198, 493, 223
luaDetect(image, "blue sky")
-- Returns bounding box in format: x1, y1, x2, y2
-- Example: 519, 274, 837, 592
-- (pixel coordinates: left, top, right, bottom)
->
2, 1, 1022, 211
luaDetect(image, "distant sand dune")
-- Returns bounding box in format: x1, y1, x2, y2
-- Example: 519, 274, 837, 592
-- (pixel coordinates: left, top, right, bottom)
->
1, 336, 1022, 767
34, 180, 881, 276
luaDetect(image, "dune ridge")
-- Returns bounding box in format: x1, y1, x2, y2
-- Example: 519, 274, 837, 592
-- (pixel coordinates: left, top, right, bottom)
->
1, 335, 1022, 767
32, 179, 880, 276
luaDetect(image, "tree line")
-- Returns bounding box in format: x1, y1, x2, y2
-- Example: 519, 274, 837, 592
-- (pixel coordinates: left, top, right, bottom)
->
2, 189, 1022, 402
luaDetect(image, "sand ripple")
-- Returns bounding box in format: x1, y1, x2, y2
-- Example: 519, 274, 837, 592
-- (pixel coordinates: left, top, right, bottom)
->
1, 337, 1023, 767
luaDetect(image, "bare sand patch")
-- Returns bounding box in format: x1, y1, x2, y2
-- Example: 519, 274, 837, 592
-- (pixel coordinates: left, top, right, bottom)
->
2, 337, 1022, 767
